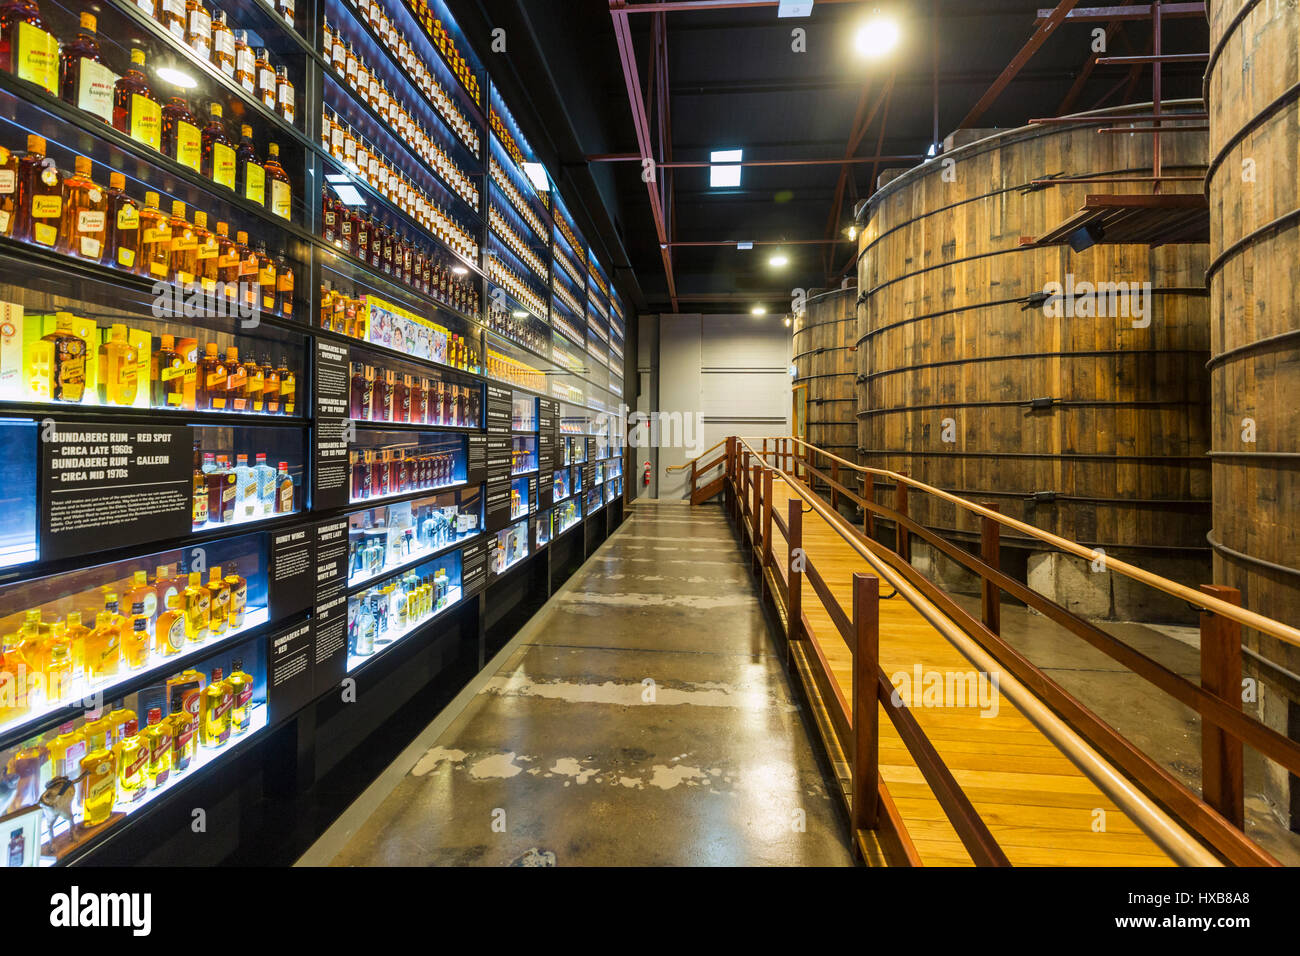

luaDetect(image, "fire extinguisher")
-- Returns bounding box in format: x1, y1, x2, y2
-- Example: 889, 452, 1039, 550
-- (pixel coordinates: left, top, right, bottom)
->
643, 461, 652, 487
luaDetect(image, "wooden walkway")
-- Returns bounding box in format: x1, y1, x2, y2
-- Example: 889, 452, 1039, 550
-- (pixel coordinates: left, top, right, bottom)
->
767, 477, 1177, 866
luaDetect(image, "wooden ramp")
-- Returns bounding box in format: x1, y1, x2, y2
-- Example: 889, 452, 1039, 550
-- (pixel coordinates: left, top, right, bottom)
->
768, 476, 1177, 867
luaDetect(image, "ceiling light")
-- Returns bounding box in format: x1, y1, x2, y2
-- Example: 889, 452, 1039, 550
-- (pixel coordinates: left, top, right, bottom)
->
737, 241, 754, 251
157, 66, 197, 88
845, 225, 858, 241
769, 254, 789, 267
522, 162, 550, 192
330, 183, 367, 206
513, 310, 528, 318
711, 149, 743, 189
777, 1, 814, 17
452, 265, 469, 275
855, 15, 900, 58
752, 306, 767, 316
783, 316, 792, 327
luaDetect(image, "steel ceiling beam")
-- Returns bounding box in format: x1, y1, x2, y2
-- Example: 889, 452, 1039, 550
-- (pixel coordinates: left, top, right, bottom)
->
609, 0, 679, 310
1034, 3, 1203, 21
616, 0, 861, 12
587, 153, 923, 167
822, 76, 894, 275
959, 0, 1082, 128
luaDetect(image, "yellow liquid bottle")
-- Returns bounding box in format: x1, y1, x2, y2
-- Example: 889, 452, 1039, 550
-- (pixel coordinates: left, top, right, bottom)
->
41, 620, 73, 704
62, 610, 88, 679
78, 731, 117, 826
155, 593, 186, 657
121, 600, 150, 670
224, 568, 247, 629
106, 704, 136, 747
142, 707, 171, 789
96, 324, 138, 406
114, 718, 146, 802
205, 565, 229, 636
165, 693, 195, 774
226, 658, 252, 735
199, 666, 231, 749
183, 571, 210, 644
83, 609, 120, 682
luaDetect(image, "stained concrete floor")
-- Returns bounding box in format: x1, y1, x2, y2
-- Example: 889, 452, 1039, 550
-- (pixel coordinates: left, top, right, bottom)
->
312, 500, 855, 867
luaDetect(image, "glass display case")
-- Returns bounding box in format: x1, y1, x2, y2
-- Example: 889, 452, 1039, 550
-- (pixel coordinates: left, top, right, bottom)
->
511, 435, 537, 475
553, 497, 581, 538
1, 632, 268, 866
192, 425, 304, 531
551, 466, 573, 504
585, 485, 603, 515
533, 510, 550, 549
347, 487, 482, 589
348, 428, 467, 504
512, 394, 537, 432
0, 530, 272, 745
346, 549, 464, 671
0, 420, 37, 568
490, 518, 528, 575
346, 346, 482, 429
509, 476, 530, 521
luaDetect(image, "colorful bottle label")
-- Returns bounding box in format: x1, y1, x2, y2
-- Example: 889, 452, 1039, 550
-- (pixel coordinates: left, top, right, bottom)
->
211, 142, 236, 190
76, 59, 118, 123
175, 121, 201, 171
16, 22, 58, 94
131, 95, 162, 151
270, 179, 291, 220
243, 163, 265, 205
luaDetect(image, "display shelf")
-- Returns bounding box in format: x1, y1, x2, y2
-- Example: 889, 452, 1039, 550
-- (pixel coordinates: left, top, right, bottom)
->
397, 0, 486, 118
347, 546, 465, 670
318, 253, 484, 346
489, 154, 548, 243
324, 0, 482, 164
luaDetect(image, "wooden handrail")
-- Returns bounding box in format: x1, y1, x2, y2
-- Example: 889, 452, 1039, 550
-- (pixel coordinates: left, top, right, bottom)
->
776, 436, 1300, 651
664, 438, 729, 473
735, 437, 1223, 867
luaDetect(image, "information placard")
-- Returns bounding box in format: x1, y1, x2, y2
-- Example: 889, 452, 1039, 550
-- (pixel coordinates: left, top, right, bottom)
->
39, 422, 192, 562
312, 517, 350, 694
466, 434, 487, 487
268, 619, 315, 722
269, 526, 315, 619
461, 539, 488, 598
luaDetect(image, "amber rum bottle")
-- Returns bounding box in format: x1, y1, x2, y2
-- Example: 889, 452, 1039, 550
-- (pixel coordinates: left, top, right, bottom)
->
233, 30, 255, 93
15, 133, 60, 247
275, 249, 294, 317
113, 48, 161, 152
58, 155, 107, 261
152, 332, 186, 407
138, 191, 171, 279
197, 342, 227, 410
159, 0, 186, 39
263, 142, 291, 220
0, 145, 16, 237
184, 0, 211, 58
0, 0, 58, 95
201, 102, 236, 191
168, 200, 198, 284
211, 10, 235, 77
193, 210, 218, 293
200, 667, 232, 749
104, 172, 139, 271
60, 12, 114, 124
278, 356, 295, 415
161, 94, 202, 173
235, 125, 264, 206
254, 48, 275, 109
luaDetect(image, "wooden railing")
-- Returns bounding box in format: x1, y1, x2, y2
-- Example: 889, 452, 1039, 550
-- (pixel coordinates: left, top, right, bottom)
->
720, 435, 1295, 867
666, 438, 729, 505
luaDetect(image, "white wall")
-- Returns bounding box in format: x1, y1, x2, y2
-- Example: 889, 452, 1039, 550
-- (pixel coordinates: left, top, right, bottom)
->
648, 313, 792, 499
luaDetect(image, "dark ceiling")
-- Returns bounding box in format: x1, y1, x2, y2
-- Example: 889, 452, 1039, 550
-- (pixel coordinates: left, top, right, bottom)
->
460, 1, 1209, 315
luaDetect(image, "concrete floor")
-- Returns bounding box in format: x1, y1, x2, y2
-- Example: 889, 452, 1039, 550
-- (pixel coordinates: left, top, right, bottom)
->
312, 500, 854, 867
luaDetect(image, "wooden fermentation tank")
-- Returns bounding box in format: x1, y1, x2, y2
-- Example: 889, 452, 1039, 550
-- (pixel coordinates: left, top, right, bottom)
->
856, 103, 1212, 617
792, 287, 858, 483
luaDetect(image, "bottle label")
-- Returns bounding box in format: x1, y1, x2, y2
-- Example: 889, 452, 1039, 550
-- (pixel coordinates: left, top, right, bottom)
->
259, 67, 275, 92
77, 211, 105, 234
117, 245, 136, 267
76, 59, 118, 123
31, 194, 61, 219
131, 95, 162, 151
212, 142, 236, 190
243, 163, 265, 205
143, 225, 171, 244
198, 237, 219, 260
215, 30, 235, 60
16, 22, 58, 95
188, 10, 211, 37
278, 82, 294, 109
236, 48, 255, 89
79, 236, 102, 258
270, 179, 291, 220
0, 170, 11, 194
32, 222, 57, 247
116, 205, 139, 230
175, 121, 201, 171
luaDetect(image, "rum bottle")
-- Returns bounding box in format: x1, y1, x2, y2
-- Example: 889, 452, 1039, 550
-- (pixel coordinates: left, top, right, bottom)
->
224, 568, 247, 629
158, 0, 186, 39
167, 200, 197, 284
138, 191, 171, 279
233, 30, 255, 93
60, 12, 114, 123
121, 600, 150, 670
254, 48, 275, 109
0, 145, 16, 237
197, 342, 227, 410
112, 49, 161, 152
278, 356, 295, 414
211, 10, 234, 76
235, 124, 263, 206
161, 94, 202, 173
0, 0, 57, 95
97, 323, 138, 406
79, 728, 117, 826
166, 693, 195, 774
184, 0, 211, 58
183, 570, 210, 642
200, 667, 232, 749
261, 353, 280, 414
156, 593, 185, 656
142, 707, 171, 789
114, 719, 146, 801
276, 460, 294, 512
193, 210, 218, 293
263, 142, 291, 220
104, 171, 139, 271
227, 658, 252, 734
274, 248, 294, 317
224, 345, 248, 411
205, 565, 229, 635
58, 155, 107, 261
83, 609, 120, 682
15, 133, 60, 247
201, 102, 236, 191
275, 64, 294, 123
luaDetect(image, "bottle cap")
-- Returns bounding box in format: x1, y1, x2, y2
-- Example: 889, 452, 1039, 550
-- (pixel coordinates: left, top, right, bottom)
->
210, 103, 223, 118
131, 48, 146, 66
268, 142, 280, 157
209, 563, 223, 578
124, 719, 139, 736
194, 210, 207, 228
80, 12, 96, 31
232, 658, 243, 671
171, 200, 186, 217
74, 155, 92, 177
189, 571, 201, 585
205, 342, 218, 356
226, 346, 238, 362
26, 134, 45, 153
110, 172, 125, 190
241, 124, 253, 137
237, 230, 249, 244
145, 191, 160, 208
212, 667, 224, 681
216, 221, 229, 237
147, 708, 161, 724
133, 570, 147, 584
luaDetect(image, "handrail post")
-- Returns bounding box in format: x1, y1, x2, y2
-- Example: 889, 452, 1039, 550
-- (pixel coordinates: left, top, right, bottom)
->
831, 459, 841, 512
787, 498, 803, 646
852, 572, 880, 834
1200, 584, 1245, 829
762, 468, 773, 586
980, 501, 1001, 636
894, 472, 911, 563
689, 458, 697, 504
751, 464, 761, 572
725, 437, 736, 522
762, 437, 768, 467
862, 475, 875, 539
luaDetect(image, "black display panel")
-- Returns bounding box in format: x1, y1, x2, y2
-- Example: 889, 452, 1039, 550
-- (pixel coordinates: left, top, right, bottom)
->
39, 421, 192, 562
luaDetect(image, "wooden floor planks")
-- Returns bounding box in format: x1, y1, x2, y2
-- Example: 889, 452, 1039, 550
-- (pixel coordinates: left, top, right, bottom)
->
767, 477, 1177, 867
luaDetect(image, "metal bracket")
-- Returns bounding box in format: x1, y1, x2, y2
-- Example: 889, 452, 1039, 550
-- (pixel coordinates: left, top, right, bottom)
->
1027, 491, 1058, 504
1027, 396, 1058, 410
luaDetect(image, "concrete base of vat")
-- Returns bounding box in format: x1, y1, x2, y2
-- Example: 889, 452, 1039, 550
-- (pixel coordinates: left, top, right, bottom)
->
910, 541, 983, 598
1026, 551, 1212, 625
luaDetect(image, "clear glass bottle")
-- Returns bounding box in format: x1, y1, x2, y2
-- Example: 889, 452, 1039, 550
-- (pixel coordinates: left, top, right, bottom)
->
58, 154, 106, 261
210, 10, 234, 76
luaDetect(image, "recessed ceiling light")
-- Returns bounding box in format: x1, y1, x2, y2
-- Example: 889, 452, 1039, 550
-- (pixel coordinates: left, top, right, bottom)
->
156, 66, 197, 88
855, 16, 900, 58
752, 306, 767, 316
522, 162, 550, 192
737, 241, 754, 251
783, 316, 792, 327
769, 254, 789, 267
